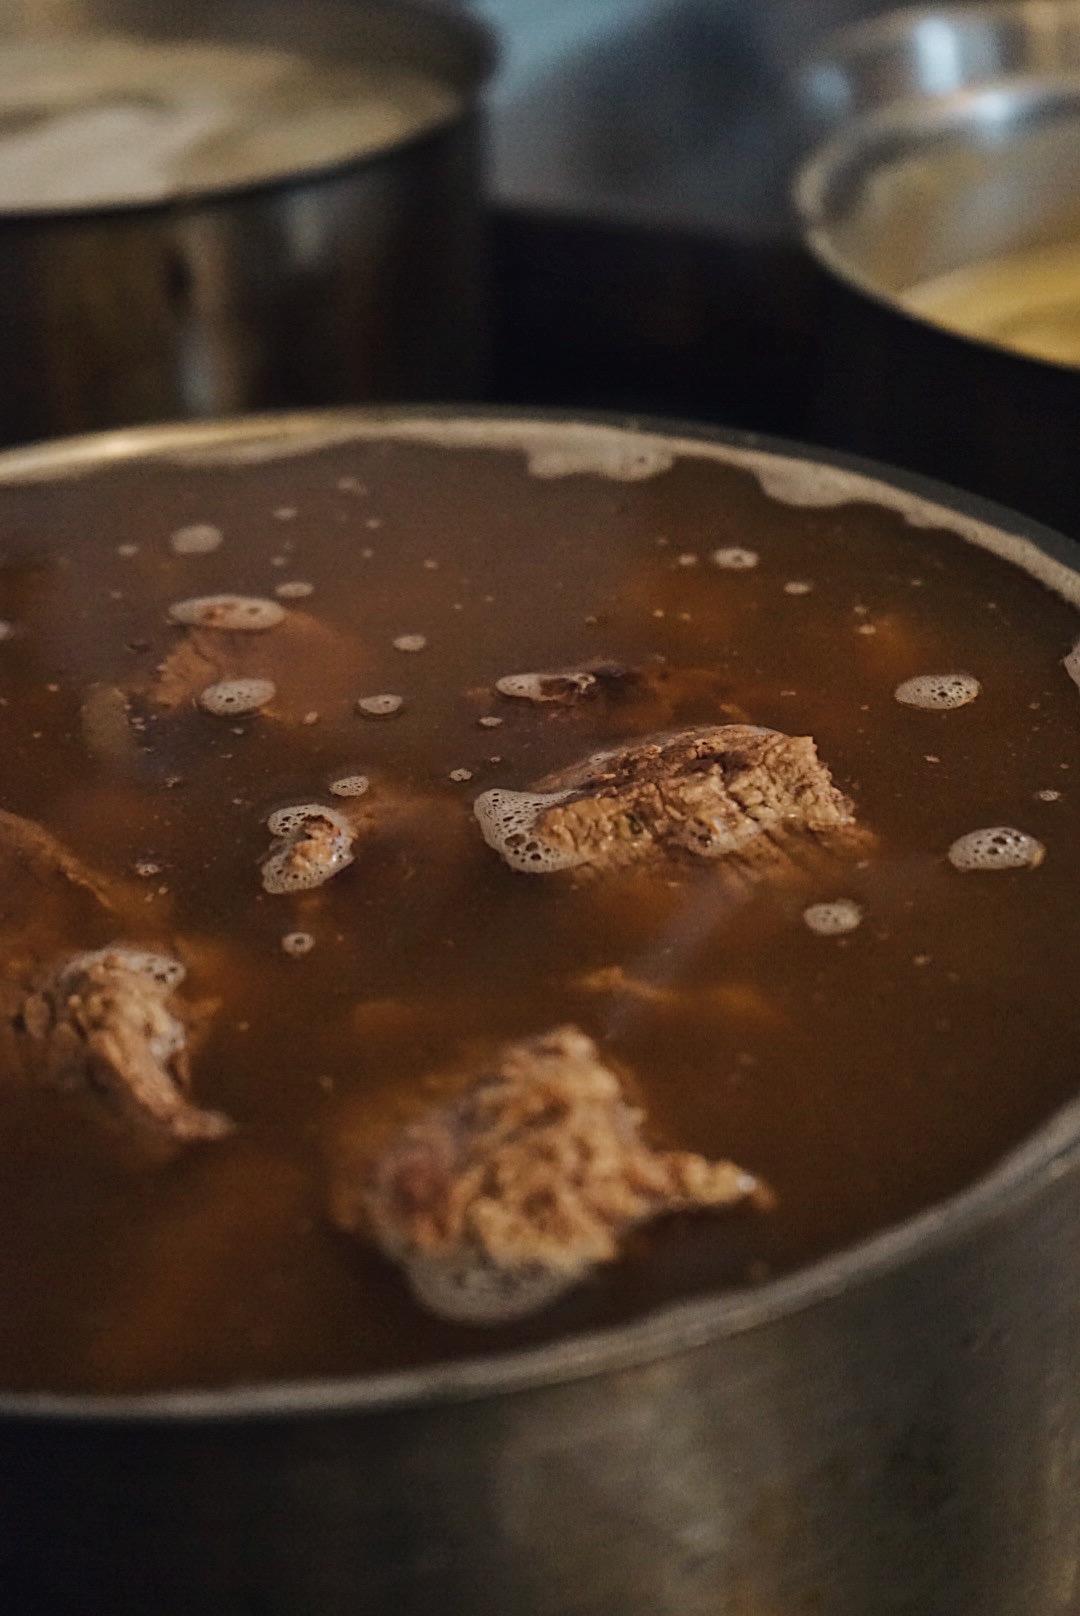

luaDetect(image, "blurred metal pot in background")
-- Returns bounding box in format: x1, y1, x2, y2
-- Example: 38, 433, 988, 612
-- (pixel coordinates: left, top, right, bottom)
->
795, 2, 1080, 537
0, 0, 493, 443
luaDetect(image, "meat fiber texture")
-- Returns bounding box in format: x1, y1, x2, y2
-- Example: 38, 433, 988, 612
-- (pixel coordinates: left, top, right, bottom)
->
340, 1025, 770, 1324
474, 724, 865, 879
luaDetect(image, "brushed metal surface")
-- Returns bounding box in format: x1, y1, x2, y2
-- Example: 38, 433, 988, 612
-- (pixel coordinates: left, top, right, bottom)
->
795, 7, 1080, 536
2, 407, 1080, 1616
800, 0, 1080, 128
0, 2, 493, 442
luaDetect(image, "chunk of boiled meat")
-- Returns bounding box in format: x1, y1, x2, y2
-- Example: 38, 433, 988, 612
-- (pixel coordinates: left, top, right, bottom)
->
19, 946, 231, 1143
484, 659, 745, 737
474, 724, 866, 879
0, 806, 142, 976
336, 1025, 769, 1324
146, 610, 369, 722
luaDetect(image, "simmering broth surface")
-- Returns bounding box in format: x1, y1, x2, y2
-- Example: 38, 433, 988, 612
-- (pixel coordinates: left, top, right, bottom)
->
1, 424, 1079, 1394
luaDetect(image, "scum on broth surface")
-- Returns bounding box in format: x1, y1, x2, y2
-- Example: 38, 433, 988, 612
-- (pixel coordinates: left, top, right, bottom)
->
0, 434, 1078, 1392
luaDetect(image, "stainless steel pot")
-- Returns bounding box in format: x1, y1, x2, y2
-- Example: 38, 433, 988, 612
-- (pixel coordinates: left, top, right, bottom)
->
794, 3, 1080, 539
797, 0, 1080, 129
0, 2, 493, 443
2, 407, 1080, 1616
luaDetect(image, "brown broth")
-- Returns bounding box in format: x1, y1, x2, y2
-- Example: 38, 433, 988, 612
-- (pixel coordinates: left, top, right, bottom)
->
0, 426, 1079, 1394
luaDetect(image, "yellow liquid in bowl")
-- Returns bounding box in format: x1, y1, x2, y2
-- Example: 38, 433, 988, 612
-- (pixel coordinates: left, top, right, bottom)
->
904, 239, 1080, 366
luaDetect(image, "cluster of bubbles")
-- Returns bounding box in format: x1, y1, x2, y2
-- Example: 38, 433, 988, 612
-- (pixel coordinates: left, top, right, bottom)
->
473, 787, 586, 873
274, 580, 314, 600
405, 1251, 577, 1327
198, 678, 276, 717
281, 931, 316, 958
168, 594, 285, 631
495, 670, 596, 703
894, 672, 981, 710
261, 804, 355, 895
392, 633, 427, 653
329, 774, 370, 798
803, 899, 863, 936
947, 826, 1045, 872
58, 945, 186, 992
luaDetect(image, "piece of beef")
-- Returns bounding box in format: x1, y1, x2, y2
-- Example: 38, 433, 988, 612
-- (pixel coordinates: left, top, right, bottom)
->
18, 946, 231, 1143
483, 658, 746, 737
0, 806, 119, 912
337, 1025, 770, 1324
0, 805, 149, 982
146, 610, 370, 722
474, 724, 866, 879
260, 783, 474, 902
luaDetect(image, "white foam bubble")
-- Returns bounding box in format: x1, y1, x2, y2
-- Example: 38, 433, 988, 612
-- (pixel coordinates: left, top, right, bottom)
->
281, 931, 315, 957
947, 826, 1045, 872
329, 774, 370, 798
198, 677, 276, 716
495, 671, 596, 703
61, 945, 186, 991
167, 594, 284, 631
525, 431, 674, 482
357, 693, 404, 718
803, 899, 863, 936
895, 673, 981, 710
473, 787, 586, 873
274, 580, 313, 600
405, 1252, 575, 1325
261, 805, 354, 894
267, 802, 350, 838
784, 579, 814, 596
169, 522, 223, 555
711, 546, 759, 570
393, 633, 427, 653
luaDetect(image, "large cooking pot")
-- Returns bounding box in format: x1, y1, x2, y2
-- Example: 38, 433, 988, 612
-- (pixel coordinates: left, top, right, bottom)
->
794, 3, 1080, 539
0, 1, 493, 443
3, 409, 1080, 1616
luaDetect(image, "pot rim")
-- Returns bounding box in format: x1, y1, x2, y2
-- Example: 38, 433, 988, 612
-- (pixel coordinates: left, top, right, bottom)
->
0, 0, 496, 225
3, 402, 1079, 1425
